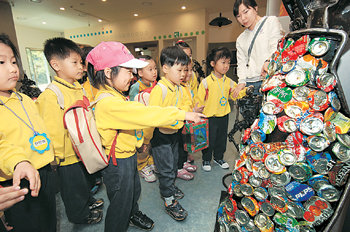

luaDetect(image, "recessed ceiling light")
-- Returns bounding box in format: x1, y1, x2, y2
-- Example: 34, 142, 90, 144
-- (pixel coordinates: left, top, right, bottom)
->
98, 19, 102, 22
134, 13, 139, 17
42, 21, 47, 24
60, 7, 65, 10
102, 0, 107, 2
30, 0, 42, 3
181, 6, 186, 10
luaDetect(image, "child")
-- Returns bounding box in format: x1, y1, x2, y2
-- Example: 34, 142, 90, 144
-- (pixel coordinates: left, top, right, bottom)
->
86, 41, 204, 232
0, 33, 56, 231
36, 37, 103, 225
148, 46, 194, 221
196, 47, 248, 172
129, 55, 158, 182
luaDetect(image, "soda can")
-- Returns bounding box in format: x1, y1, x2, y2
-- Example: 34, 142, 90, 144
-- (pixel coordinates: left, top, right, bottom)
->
261, 74, 287, 92
249, 175, 263, 188
253, 187, 268, 202
285, 67, 310, 87
243, 219, 260, 232
323, 121, 337, 142
303, 196, 333, 227
270, 172, 291, 187
254, 213, 268, 229
332, 142, 350, 162
329, 91, 341, 112
225, 198, 238, 215
249, 142, 265, 162
300, 116, 324, 136
286, 201, 305, 218
284, 101, 308, 119
258, 165, 271, 180
228, 221, 242, 232
299, 224, 316, 232
267, 60, 279, 76
306, 151, 332, 174
316, 73, 336, 92
277, 116, 298, 133
260, 201, 275, 217
241, 183, 254, 196
282, 35, 310, 61
277, 149, 297, 166
328, 161, 350, 187
235, 210, 250, 226
281, 60, 297, 74
317, 184, 340, 202
307, 134, 330, 152
309, 37, 330, 57
268, 187, 287, 199
293, 86, 311, 102
285, 181, 315, 202
264, 154, 286, 174
273, 213, 300, 232
297, 54, 328, 75
328, 111, 350, 134
241, 196, 259, 217
267, 86, 293, 103
289, 163, 312, 182
258, 112, 277, 135
337, 133, 350, 148
270, 196, 288, 213
264, 142, 288, 155
308, 90, 329, 111
250, 129, 266, 143
308, 174, 330, 192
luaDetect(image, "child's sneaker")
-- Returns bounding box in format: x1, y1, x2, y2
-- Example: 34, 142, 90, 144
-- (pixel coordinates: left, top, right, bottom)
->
202, 161, 211, 172
165, 200, 188, 221
129, 210, 154, 231
140, 165, 157, 182
214, 159, 229, 169
174, 186, 184, 199
177, 168, 194, 181
183, 162, 197, 172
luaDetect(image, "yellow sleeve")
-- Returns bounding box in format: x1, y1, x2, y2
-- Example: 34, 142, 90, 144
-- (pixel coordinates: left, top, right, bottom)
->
229, 80, 247, 101
0, 132, 29, 178
179, 86, 192, 112
195, 80, 206, 108
36, 90, 65, 160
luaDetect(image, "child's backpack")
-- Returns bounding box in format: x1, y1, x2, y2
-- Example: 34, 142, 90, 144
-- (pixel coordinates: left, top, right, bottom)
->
133, 82, 168, 105
46, 83, 116, 174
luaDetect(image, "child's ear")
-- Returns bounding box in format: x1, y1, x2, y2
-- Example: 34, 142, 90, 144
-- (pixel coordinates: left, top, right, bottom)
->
210, 61, 215, 68
50, 59, 60, 72
104, 67, 112, 80
162, 64, 169, 74
138, 69, 143, 78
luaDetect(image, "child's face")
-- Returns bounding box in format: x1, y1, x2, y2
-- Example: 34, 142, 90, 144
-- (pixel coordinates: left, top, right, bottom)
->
182, 48, 192, 59
53, 51, 83, 83
0, 43, 19, 95
110, 67, 134, 92
163, 63, 187, 86
211, 57, 231, 76
138, 59, 157, 83
182, 63, 192, 84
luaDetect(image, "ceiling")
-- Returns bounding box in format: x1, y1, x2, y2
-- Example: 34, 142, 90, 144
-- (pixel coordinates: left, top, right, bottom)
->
9, 0, 267, 32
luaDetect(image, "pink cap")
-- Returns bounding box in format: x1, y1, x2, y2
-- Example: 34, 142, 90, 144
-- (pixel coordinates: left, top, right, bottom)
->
86, 41, 148, 71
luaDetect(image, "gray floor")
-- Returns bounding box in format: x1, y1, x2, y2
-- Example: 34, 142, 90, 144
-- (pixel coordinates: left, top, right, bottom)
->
57, 102, 242, 232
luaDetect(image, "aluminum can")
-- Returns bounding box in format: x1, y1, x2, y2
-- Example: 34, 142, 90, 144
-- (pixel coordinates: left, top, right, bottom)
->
264, 142, 288, 155
267, 60, 279, 76
261, 74, 287, 92
332, 142, 350, 162
258, 112, 277, 135
258, 166, 270, 179
277, 149, 297, 166
317, 184, 340, 202
249, 143, 265, 162
293, 86, 311, 102
306, 151, 332, 174
264, 154, 286, 174
329, 91, 341, 112
300, 116, 324, 136
337, 133, 350, 148
270, 196, 288, 213
309, 37, 330, 56
253, 213, 268, 229
273, 213, 300, 232
297, 54, 328, 75
282, 35, 310, 61
250, 129, 266, 143
303, 196, 334, 227
299, 224, 316, 232
267, 86, 293, 103
286, 201, 305, 218
285, 181, 314, 202
289, 163, 312, 182
316, 73, 336, 92
241, 183, 254, 196
235, 210, 250, 226
270, 172, 291, 187
284, 102, 304, 119
307, 90, 329, 111
224, 197, 238, 215
308, 174, 330, 192
228, 221, 241, 232
268, 187, 287, 199
323, 121, 337, 142
277, 116, 297, 133
285, 67, 310, 87
241, 197, 259, 217
307, 134, 330, 152
243, 219, 259, 232
249, 175, 262, 188
260, 201, 275, 217
281, 60, 297, 74
253, 187, 268, 202
328, 161, 350, 187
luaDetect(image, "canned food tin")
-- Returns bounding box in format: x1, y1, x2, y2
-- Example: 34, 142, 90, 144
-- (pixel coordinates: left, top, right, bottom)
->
286, 201, 305, 218
316, 73, 336, 92
270, 196, 288, 213
329, 91, 341, 112
249, 175, 263, 188
303, 196, 334, 227
241, 196, 259, 217
328, 161, 350, 186
250, 142, 266, 161
264, 154, 286, 174
235, 210, 250, 226
307, 134, 330, 152
260, 201, 275, 217
278, 149, 297, 166
281, 60, 297, 74
300, 116, 324, 136
289, 163, 312, 182
285, 67, 310, 87
323, 121, 337, 142
241, 183, 254, 196
285, 181, 315, 202
308, 90, 329, 111
293, 86, 311, 102
309, 37, 330, 57
273, 213, 300, 232
253, 187, 269, 202
337, 133, 350, 148
270, 172, 291, 187
317, 184, 340, 202
332, 142, 350, 162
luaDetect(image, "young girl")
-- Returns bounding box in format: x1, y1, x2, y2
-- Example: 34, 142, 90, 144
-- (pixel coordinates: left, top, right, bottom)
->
86, 41, 205, 232
231, 0, 283, 97
196, 47, 248, 172
0, 34, 56, 231
129, 55, 158, 182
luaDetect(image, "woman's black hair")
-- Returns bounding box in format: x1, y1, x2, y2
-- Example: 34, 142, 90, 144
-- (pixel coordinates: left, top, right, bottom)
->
206, 47, 232, 75
160, 46, 190, 67
87, 63, 121, 89
78, 46, 94, 84
175, 40, 192, 53
233, 0, 258, 17
0, 33, 23, 77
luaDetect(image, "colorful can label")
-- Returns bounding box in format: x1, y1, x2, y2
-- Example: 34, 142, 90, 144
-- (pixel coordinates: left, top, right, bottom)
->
273, 213, 300, 232
285, 181, 315, 202
270, 196, 288, 213
329, 91, 341, 112
309, 37, 330, 57
303, 196, 333, 227
306, 151, 332, 174
328, 161, 350, 186
297, 54, 328, 75
270, 172, 291, 187
308, 174, 330, 192
264, 154, 286, 174
281, 60, 297, 74
267, 86, 293, 103
293, 86, 311, 102
253, 187, 269, 202
261, 74, 287, 92
308, 90, 329, 111
316, 73, 336, 92
289, 163, 312, 182
285, 67, 310, 87
241, 196, 259, 217
317, 184, 340, 202
332, 142, 350, 162
258, 112, 277, 135
278, 149, 297, 166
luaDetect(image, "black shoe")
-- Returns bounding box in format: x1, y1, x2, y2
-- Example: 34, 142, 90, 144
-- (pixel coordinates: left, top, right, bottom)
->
174, 186, 184, 200
165, 200, 188, 221
130, 211, 154, 231
86, 209, 103, 224
89, 198, 104, 210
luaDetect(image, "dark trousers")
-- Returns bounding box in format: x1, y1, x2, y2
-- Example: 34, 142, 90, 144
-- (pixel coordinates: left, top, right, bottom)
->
4, 165, 57, 232
151, 128, 179, 198
102, 154, 140, 232
202, 115, 229, 162
177, 127, 188, 169
57, 162, 93, 223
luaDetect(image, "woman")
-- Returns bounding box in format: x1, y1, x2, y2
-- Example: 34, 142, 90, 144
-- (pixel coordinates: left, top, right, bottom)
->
232, 0, 283, 97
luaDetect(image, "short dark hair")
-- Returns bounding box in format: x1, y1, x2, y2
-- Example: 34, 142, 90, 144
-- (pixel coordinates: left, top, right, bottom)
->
175, 40, 192, 53
160, 46, 190, 67
81, 46, 93, 64
206, 47, 232, 74
87, 63, 121, 89
0, 33, 23, 78
233, 0, 258, 17
44, 37, 82, 63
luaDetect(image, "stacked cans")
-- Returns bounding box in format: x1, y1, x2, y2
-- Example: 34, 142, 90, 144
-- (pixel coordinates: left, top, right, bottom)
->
217, 34, 350, 232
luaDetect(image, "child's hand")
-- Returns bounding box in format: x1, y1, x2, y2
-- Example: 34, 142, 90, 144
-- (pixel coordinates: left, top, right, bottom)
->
13, 161, 41, 197
0, 186, 28, 211
185, 112, 206, 123
232, 83, 246, 98
261, 61, 270, 77
193, 103, 204, 113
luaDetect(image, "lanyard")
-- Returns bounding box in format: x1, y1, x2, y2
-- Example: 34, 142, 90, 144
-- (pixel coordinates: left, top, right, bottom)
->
0, 92, 38, 135
212, 73, 227, 106
174, 86, 179, 107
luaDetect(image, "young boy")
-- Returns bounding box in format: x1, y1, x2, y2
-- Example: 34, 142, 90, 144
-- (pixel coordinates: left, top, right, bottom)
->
148, 46, 192, 221
36, 37, 103, 224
